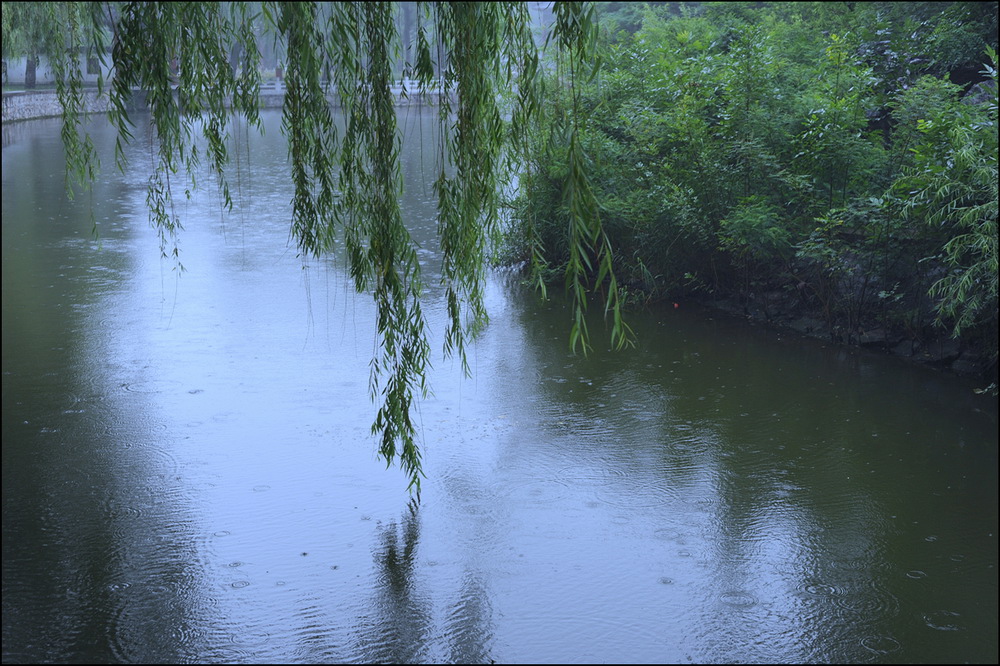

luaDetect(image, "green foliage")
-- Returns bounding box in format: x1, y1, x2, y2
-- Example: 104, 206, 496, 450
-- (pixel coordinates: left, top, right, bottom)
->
793, 196, 916, 335
790, 31, 885, 208
896, 47, 998, 353
889, 75, 968, 170
509, 2, 633, 355
925, 2, 999, 75
511, 0, 998, 368
719, 196, 789, 260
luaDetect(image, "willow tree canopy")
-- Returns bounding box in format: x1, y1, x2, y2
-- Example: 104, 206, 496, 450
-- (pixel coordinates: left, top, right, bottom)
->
28, 1, 631, 493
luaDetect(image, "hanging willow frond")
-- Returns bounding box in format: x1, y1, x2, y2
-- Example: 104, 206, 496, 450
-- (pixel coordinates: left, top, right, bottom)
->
45, 1, 628, 493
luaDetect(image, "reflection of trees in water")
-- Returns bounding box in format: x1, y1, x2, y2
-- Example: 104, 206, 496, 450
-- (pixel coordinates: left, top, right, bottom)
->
442, 572, 493, 665
502, 291, 901, 661
356, 502, 494, 664
360, 502, 429, 663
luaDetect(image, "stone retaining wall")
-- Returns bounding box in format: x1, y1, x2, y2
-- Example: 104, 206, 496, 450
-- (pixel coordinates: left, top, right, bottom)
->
2, 89, 110, 123
3, 84, 454, 124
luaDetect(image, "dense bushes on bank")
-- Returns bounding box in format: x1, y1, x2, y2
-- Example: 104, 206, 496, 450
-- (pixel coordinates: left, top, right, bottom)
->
506, 1, 998, 375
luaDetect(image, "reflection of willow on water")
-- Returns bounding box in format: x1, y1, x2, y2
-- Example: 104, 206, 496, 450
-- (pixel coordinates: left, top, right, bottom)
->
355, 502, 432, 663
356, 502, 495, 664
441, 572, 494, 666
376, 501, 422, 595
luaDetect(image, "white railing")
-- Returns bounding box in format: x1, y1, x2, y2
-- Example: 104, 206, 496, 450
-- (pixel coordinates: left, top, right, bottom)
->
259, 78, 446, 95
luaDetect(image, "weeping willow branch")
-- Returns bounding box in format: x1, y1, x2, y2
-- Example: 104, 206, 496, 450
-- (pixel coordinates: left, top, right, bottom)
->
46, 0, 628, 494
553, 2, 632, 355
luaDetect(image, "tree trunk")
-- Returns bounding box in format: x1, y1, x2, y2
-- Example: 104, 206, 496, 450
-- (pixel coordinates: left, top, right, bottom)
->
25, 55, 38, 89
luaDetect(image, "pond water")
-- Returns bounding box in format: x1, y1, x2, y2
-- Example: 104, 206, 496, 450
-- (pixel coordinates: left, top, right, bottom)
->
2, 109, 997, 664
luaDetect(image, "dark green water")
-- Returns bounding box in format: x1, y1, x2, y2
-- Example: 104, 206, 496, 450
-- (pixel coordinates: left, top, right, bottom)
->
3, 110, 997, 664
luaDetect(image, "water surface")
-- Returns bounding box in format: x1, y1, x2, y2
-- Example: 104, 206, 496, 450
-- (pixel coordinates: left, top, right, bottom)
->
3, 110, 997, 664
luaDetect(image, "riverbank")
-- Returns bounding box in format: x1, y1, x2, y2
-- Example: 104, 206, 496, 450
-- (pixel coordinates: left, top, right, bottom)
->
2, 88, 110, 122
688, 289, 997, 383
1, 80, 454, 124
